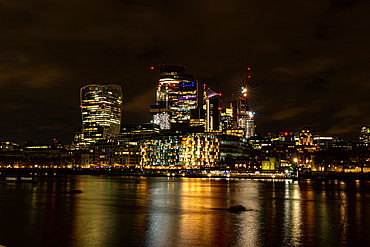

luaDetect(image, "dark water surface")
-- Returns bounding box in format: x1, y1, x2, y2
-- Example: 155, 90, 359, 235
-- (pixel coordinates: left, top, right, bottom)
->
0, 175, 370, 247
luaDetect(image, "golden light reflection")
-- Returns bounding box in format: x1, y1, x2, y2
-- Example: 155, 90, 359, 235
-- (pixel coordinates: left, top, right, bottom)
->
17, 176, 370, 246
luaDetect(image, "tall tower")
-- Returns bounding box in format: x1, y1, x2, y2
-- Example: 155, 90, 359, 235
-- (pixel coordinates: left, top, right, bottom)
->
150, 64, 199, 130
232, 68, 255, 139
204, 86, 221, 132
80, 83, 123, 143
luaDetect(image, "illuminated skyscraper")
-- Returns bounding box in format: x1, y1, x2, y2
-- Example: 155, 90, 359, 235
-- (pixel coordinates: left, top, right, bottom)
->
150, 64, 200, 130
232, 97, 255, 138
80, 83, 123, 143
232, 68, 255, 139
204, 86, 221, 132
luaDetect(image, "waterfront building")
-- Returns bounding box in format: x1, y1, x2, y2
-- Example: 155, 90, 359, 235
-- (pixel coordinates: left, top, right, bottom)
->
80, 83, 123, 143
0, 143, 89, 169
140, 133, 219, 169
216, 134, 249, 161
150, 65, 201, 130
88, 124, 160, 168
89, 136, 140, 168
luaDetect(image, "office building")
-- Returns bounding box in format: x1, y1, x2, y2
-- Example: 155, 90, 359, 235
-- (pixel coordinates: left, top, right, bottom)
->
204, 86, 221, 132
232, 96, 255, 138
359, 126, 370, 144
140, 133, 219, 168
80, 83, 123, 143
220, 105, 233, 131
150, 65, 201, 130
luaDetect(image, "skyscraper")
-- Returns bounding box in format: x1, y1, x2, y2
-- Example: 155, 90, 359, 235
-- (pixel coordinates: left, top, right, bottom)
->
80, 83, 123, 143
232, 68, 255, 139
150, 64, 200, 130
232, 97, 255, 138
204, 86, 221, 132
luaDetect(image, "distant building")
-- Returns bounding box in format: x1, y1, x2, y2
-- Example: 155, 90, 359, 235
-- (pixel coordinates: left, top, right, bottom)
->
232, 96, 255, 139
204, 86, 221, 132
150, 65, 201, 130
220, 105, 233, 131
359, 126, 370, 144
88, 124, 161, 168
216, 134, 249, 161
297, 127, 313, 146
333, 137, 353, 151
89, 136, 141, 168
0, 142, 89, 169
262, 157, 280, 170
80, 83, 123, 143
296, 127, 317, 153
0, 141, 19, 151
120, 123, 160, 141
313, 135, 333, 150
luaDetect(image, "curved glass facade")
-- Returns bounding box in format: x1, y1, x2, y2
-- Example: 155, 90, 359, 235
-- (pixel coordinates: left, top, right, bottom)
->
80, 83, 123, 143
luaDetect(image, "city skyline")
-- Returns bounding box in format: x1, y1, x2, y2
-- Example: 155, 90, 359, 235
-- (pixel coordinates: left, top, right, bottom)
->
1, 1, 370, 144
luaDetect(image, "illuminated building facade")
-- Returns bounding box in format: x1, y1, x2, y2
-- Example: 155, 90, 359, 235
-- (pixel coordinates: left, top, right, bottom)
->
262, 157, 280, 170
313, 135, 333, 150
150, 65, 200, 130
89, 136, 140, 168
296, 127, 317, 153
140, 133, 219, 168
204, 86, 221, 132
232, 97, 255, 138
80, 83, 123, 143
120, 123, 160, 141
0, 141, 19, 151
220, 105, 233, 131
140, 135, 182, 167
359, 126, 370, 144
217, 134, 249, 161
89, 124, 161, 168
297, 127, 313, 146
268, 132, 295, 144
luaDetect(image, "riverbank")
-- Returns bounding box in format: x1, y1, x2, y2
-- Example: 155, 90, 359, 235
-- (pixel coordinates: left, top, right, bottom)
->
1, 168, 370, 180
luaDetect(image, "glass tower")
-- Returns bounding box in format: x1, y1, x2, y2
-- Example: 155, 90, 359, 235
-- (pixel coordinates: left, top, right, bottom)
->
232, 97, 255, 139
80, 83, 123, 143
150, 64, 199, 130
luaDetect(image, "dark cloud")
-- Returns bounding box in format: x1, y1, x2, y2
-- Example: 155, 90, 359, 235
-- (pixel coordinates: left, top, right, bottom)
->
1, 0, 370, 144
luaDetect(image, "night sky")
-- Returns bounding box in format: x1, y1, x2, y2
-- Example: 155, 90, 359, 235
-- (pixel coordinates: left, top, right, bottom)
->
1, 0, 370, 144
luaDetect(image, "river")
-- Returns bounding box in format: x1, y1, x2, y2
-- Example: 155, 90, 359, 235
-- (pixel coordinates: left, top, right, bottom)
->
0, 175, 369, 246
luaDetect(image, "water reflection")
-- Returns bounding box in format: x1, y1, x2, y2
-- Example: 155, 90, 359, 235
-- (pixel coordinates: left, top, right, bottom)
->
1, 176, 370, 246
